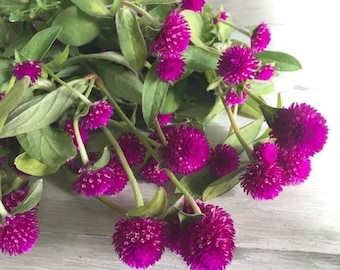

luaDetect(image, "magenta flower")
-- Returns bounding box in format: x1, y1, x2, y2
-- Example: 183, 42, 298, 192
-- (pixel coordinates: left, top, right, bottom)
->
255, 64, 275, 80
81, 100, 114, 130
13, 60, 41, 83
180, 0, 206, 12
104, 160, 128, 195
64, 118, 89, 149
269, 103, 328, 157
251, 22, 271, 53
138, 157, 169, 185
240, 162, 283, 200
113, 217, 167, 269
212, 11, 228, 24
116, 133, 146, 167
2, 186, 29, 212
156, 55, 186, 82
254, 141, 278, 164
161, 125, 210, 175
181, 201, 235, 270
217, 45, 259, 84
209, 144, 239, 177
157, 113, 174, 127
0, 211, 40, 255
225, 89, 247, 106
151, 10, 190, 57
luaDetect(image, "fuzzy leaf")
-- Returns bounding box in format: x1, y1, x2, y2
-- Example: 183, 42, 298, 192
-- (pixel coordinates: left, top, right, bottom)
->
71, 0, 110, 17
256, 50, 302, 71
14, 153, 60, 176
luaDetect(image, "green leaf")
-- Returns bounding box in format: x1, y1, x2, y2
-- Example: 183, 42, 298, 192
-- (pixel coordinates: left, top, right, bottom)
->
20, 26, 62, 60
224, 118, 264, 154
259, 104, 281, 125
137, 0, 177, 4
15, 153, 60, 176
238, 95, 264, 119
16, 126, 77, 166
52, 6, 101, 46
202, 167, 245, 201
116, 8, 147, 72
92, 146, 110, 170
256, 50, 302, 71
71, 0, 110, 17
181, 10, 203, 44
183, 46, 219, 72
142, 63, 169, 126
45, 45, 70, 68
11, 179, 43, 214
248, 80, 275, 96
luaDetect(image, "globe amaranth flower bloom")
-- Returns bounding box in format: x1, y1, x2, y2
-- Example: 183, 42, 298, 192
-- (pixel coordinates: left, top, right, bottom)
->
81, 100, 114, 130
212, 11, 228, 24
240, 162, 284, 200
181, 201, 235, 270
0, 211, 40, 255
217, 45, 259, 84
161, 125, 210, 175
225, 89, 247, 106
2, 186, 29, 212
180, 0, 206, 12
251, 22, 271, 53
208, 144, 239, 177
157, 113, 174, 127
255, 64, 275, 80
138, 157, 169, 185
151, 10, 190, 57
115, 133, 146, 167
269, 103, 328, 157
64, 118, 89, 149
156, 54, 186, 82
13, 60, 41, 83
113, 217, 167, 269
254, 141, 278, 164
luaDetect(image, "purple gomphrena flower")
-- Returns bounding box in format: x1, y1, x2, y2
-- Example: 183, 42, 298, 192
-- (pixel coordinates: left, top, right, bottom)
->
151, 10, 190, 57
225, 89, 247, 106
162, 125, 210, 175
104, 160, 128, 195
277, 148, 311, 186
209, 144, 239, 177
254, 141, 278, 164
13, 60, 41, 83
157, 113, 174, 127
251, 22, 271, 53
255, 64, 275, 81
156, 55, 186, 82
2, 186, 29, 212
116, 133, 146, 167
81, 100, 113, 130
166, 218, 187, 255
181, 201, 235, 270
113, 217, 167, 269
217, 45, 259, 84
0, 211, 39, 255
0, 93, 5, 101
240, 162, 284, 200
212, 11, 228, 24
64, 118, 89, 149
180, 0, 206, 12
138, 157, 169, 185
269, 103, 328, 157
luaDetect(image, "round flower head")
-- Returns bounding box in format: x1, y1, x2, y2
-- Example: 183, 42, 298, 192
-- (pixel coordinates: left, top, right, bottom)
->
217, 45, 259, 84
254, 141, 278, 164
269, 103, 328, 157
162, 125, 210, 175
151, 10, 190, 57
180, 0, 206, 12
81, 100, 113, 130
255, 64, 275, 80
181, 201, 235, 270
138, 157, 169, 185
113, 217, 167, 269
240, 162, 284, 200
64, 118, 89, 149
157, 113, 174, 127
209, 144, 239, 177
104, 160, 128, 195
13, 60, 41, 83
225, 89, 247, 106
2, 186, 29, 212
116, 133, 146, 167
251, 22, 271, 53
156, 55, 185, 82
0, 211, 39, 255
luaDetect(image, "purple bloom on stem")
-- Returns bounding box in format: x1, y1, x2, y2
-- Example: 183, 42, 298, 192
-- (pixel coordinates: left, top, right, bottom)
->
138, 157, 169, 185
151, 10, 190, 57
251, 22, 271, 53
209, 144, 239, 177
0, 211, 39, 255
162, 125, 210, 175
217, 45, 259, 84
116, 133, 146, 167
269, 103, 328, 157
64, 118, 89, 149
113, 217, 167, 269
254, 142, 278, 164
224, 89, 247, 106
81, 100, 114, 130
156, 55, 186, 82
2, 186, 29, 212
157, 113, 174, 127
13, 60, 41, 83
104, 160, 128, 195
255, 64, 275, 80
212, 11, 228, 24
180, 0, 206, 12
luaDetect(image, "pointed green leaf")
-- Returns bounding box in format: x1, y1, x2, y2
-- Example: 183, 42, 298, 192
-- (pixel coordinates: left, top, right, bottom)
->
71, 0, 110, 17
248, 80, 275, 96
46, 45, 70, 68
256, 50, 302, 71
259, 104, 281, 125
92, 146, 110, 170
15, 153, 60, 176
138, 0, 177, 4
178, 211, 204, 227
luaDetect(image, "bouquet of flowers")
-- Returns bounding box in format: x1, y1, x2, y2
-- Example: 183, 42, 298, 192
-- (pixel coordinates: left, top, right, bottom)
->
0, 0, 328, 269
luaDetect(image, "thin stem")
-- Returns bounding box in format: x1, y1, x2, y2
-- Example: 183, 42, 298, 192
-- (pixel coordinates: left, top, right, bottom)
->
228, 104, 239, 136
218, 20, 250, 37
73, 118, 89, 165
153, 118, 167, 145
96, 197, 127, 216
243, 87, 267, 106
101, 126, 144, 207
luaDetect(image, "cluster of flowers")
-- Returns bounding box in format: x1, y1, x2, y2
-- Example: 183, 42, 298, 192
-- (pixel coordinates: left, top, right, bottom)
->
0, 0, 328, 269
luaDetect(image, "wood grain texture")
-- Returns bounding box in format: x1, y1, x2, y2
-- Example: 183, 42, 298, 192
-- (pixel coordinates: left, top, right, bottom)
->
1, 0, 340, 269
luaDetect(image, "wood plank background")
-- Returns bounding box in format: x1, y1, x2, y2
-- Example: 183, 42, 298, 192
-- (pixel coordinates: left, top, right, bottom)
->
1, 0, 339, 269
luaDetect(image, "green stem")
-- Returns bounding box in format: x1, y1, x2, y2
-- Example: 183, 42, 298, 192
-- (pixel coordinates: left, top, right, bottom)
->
96, 197, 127, 216
0, 201, 9, 220
153, 118, 167, 146
101, 126, 144, 207
73, 118, 89, 165
219, 20, 250, 37
243, 87, 267, 106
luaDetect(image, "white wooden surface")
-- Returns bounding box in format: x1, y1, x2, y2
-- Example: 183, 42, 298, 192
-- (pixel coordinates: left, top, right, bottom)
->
1, 0, 340, 269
